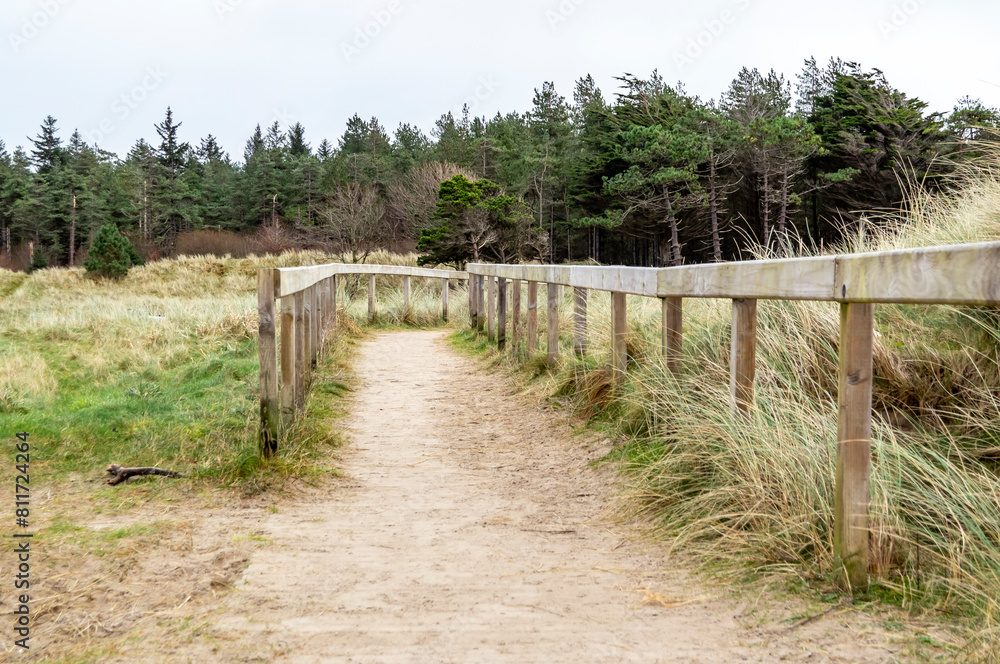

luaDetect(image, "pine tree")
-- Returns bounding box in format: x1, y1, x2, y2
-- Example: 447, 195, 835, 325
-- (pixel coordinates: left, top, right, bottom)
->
84, 222, 144, 279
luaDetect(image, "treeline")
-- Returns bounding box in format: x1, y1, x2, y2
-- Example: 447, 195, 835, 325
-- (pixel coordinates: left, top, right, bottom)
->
1, 57, 997, 270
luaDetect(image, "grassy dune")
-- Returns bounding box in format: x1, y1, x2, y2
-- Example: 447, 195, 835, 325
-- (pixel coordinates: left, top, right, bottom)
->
457, 156, 1000, 660
0, 249, 463, 494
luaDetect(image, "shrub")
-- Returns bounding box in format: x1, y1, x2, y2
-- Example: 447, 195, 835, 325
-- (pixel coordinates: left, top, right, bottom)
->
28, 249, 48, 273
84, 223, 144, 279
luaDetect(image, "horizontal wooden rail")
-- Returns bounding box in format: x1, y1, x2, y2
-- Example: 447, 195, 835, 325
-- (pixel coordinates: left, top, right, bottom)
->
470, 241, 1000, 305
466, 240, 1000, 593
274, 263, 468, 298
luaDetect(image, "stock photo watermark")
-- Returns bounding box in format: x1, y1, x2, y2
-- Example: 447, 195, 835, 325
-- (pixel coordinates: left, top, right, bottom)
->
8, 0, 72, 53
84, 66, 169, 147
341, 0, 403, 63
453, 76, 501, 117
877, 0, 929, 39
672, 0, 752, 73
545, 0, 587, 32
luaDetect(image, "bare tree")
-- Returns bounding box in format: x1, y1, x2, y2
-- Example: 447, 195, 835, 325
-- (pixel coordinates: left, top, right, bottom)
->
316, 182, 388, 263
384, 161, 475, 242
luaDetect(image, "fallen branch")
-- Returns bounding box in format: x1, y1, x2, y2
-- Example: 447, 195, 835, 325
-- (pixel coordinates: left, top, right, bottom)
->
105, 464, 184, 486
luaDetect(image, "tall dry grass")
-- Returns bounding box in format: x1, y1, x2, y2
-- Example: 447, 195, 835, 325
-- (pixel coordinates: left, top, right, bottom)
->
461, 155, 1000, 660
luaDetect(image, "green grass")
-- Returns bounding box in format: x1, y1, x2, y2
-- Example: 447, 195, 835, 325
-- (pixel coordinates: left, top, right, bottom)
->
0, 249, 465, 497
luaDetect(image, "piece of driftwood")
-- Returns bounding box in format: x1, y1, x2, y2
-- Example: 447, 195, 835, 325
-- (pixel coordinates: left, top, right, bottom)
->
106, 464, 184, 486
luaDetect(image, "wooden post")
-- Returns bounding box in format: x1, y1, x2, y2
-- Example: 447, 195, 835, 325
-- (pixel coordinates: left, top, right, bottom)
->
469, 275, 477, 329
730, 298, 757, 413
294, 291, 305, 410
612, 291, 627, 382
403, 275, 411, 321
497, 278, 507, 351
662, 297, 683, 374
511, 279, 521, 354
477, 275, 486, 332
331, 275, 338, 337
303, 289, 313, 382
834, 302, 875, 593
527, 281, 538, 354
546, 283, 559, 367
257, 269, 279, 456
574, 287, 588, 356
368, 274, 376, 322
319, 279, 328, 358
280, 295, 296, 427
309, 285, 320, 367
442, 278, 449, 321
487, 276, 496, 342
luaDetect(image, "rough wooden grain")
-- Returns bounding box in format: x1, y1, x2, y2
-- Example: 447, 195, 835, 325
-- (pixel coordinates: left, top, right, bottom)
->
511, 279, 522, 354
527, 281, 538, 354
497, 278, 507, 351
257, 269, 279, 456
477, 275, 486, 332
280, 295, 296, 427
547, 283, 559, 367
730, 298, 757, 414
836, 242, 1000, 305
442, 278, 449, 321
612, 292, 627, 382
403, 276, 411, 320
662, 297, 683, 374
294, 291, 305, 410
487, 276, 496, 342
278, 264, 468, 297
834, 303, 874, 593
368, 275, 376, 322
574, 287, 588, 356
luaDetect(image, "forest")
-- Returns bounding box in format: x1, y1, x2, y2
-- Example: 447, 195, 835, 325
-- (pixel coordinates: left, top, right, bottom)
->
1, 56, 998, 271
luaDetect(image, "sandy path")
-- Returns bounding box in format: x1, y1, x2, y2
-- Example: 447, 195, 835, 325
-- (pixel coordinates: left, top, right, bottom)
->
204, 330, 907, 663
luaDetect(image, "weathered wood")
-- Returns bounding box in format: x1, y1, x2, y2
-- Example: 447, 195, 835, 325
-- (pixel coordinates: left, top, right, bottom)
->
730, 298, 758, 413
574, 287, 588, 356
470, 264, 660, 298
280, 295, 296, 426
497, 278, 508, 351
331, 275, 338, 336
659, 256, 835, 301
487, 276, 497, 342
612, 291, 627, 382
310, 286, 319, 367
662, 297, 683, 374
293, 291, 305, 410
403, 275, 411, 320
836, 242, 1000, 305
477, 275, 486, 332
511, 279, 521, 353
547, 283, 559, 367
302, 289, 312, 383
257, 269, 279, 456
442, 278, 449, 321
834, 302, 875, 593
469, 275, 477, 329
277, 263, 468, 298
106, 464, 183, 486
368, 274, 376, 322
527, 281, 538, 354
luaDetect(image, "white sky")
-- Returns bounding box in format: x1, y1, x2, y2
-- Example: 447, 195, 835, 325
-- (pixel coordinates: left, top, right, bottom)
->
2, 0, 998, 161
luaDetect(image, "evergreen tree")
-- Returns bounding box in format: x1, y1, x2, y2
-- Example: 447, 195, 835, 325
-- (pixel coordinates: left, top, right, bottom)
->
84, 221, 144, 279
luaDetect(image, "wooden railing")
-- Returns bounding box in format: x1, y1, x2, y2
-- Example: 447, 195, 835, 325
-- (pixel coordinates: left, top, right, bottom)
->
256, 263, 469, 458
466, 241, 1000, 592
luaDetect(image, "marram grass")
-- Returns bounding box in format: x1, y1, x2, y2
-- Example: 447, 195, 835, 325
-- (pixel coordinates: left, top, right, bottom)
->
458, 154, 1000, 660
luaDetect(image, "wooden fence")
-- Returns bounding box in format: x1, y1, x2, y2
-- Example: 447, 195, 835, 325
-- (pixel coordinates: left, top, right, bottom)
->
256, 263, 469, 457
466, 241, 1000, 592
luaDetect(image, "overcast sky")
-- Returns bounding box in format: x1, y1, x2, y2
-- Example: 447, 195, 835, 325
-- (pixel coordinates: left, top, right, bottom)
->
3, 0, 998, 162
